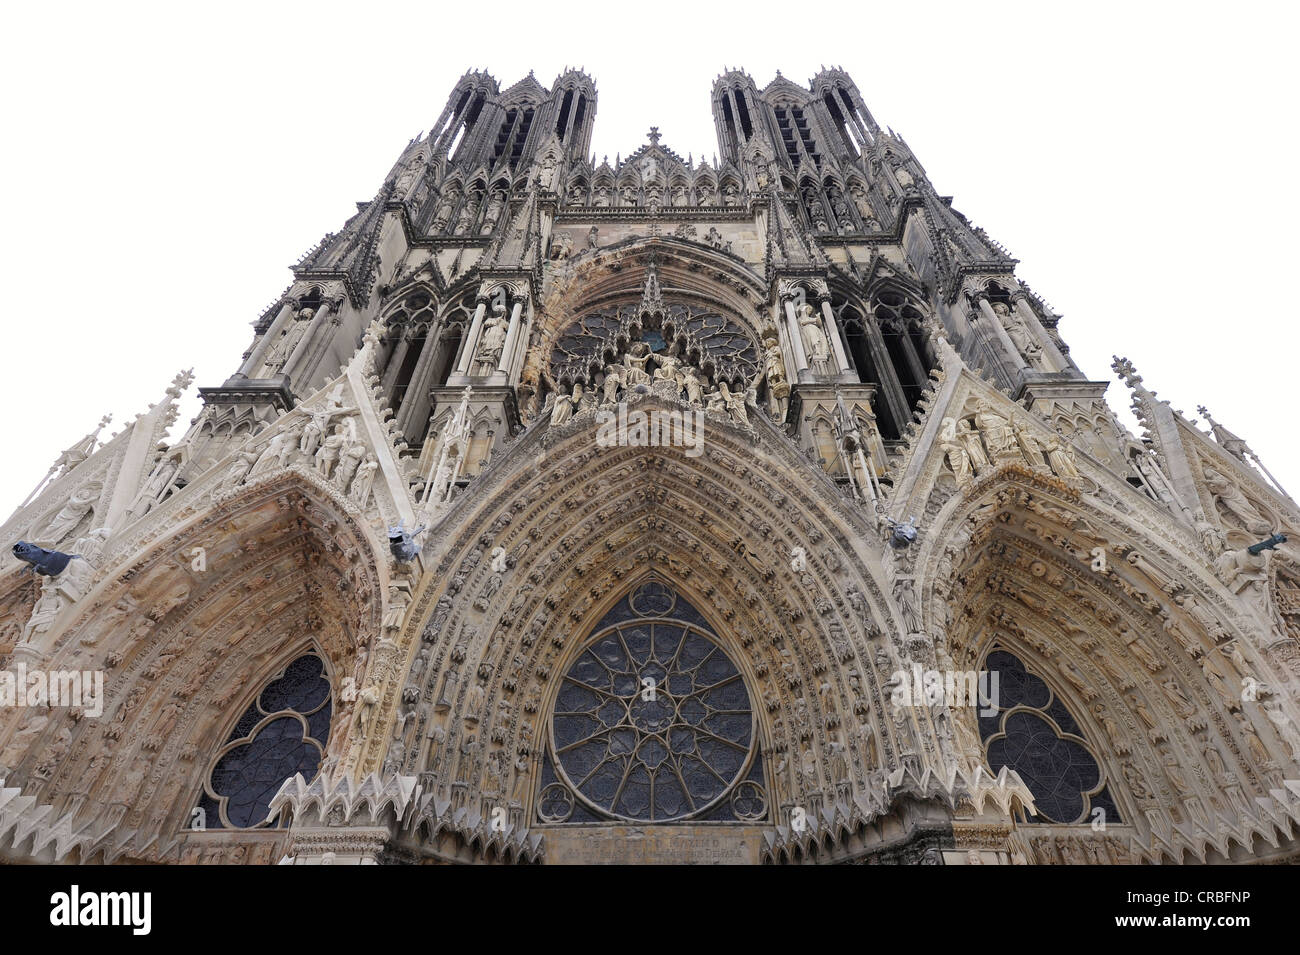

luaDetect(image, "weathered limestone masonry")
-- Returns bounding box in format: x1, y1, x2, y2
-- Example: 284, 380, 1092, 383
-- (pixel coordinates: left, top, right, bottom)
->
1, 67, 1298, 865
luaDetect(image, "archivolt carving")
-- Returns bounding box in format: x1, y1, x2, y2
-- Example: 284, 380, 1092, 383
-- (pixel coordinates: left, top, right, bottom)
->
0, 473, 387, 862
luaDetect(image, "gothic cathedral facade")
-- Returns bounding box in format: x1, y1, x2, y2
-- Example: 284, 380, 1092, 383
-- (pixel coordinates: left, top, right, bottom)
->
2, 68, 1298, 865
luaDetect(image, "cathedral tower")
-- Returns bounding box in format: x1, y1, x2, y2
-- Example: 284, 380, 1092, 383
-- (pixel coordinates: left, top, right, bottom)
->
2, 67, 1298, 865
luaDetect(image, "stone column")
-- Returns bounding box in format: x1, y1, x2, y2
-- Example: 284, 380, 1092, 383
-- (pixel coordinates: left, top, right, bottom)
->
381, 329, 414, 395
783, 297, 810, 375
454, 298, 489, 376
975, 296, 1023, 369
863, 320, 911, 432
497, 299, 525, 375
1012, 293, 1069, 372
283, 298, 335, 383
509, 308, 531, 383
241, 300, 295, 376
820, 297, 853, 378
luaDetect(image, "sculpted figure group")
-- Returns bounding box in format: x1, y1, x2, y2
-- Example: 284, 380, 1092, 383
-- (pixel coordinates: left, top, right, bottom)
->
547, 339, 765, 429
939, 401, 1080, 489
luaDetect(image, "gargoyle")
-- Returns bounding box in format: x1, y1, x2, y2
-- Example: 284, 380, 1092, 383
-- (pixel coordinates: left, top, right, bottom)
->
13, 541, 81, 576
388, 522, 426, 563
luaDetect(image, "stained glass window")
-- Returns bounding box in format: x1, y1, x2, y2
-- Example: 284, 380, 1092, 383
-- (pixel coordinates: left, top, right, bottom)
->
979, 649, 1120, 825
546, 581, 763, 823
194, 652, 332, 829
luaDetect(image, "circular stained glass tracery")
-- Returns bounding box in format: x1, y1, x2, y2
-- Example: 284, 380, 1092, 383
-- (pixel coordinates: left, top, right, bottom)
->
552, 619, 755, 822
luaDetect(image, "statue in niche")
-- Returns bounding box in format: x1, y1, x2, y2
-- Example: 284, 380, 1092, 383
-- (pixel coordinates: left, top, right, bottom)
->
262, 322, 303, 372
548, 232, 573, 261
722, 182, 741, 206
895, 165, 915, 190
549, 384, 577, 427
849, 183, 878, 227
602, 363, 625, 406
652, 346, 683, 385
994, 301, 1043, 366
761, 337, 790, 420
645, 183, 663, 207
430, 187, 459, 232
577, 383, 599, 415
832, 196, 854, 230
592, 185, 611, 207
679, 365, 704, 406
623, 342, 652, 387
393, 161, 420, 200
704, 385, 726, 415
453, 195, 480, 235
722, 381, 749, 427
796, 302, 831, 375
671, 184, 688, 206
619, 183, 638, 206
471, 307, 509, 377
805, 191, 829, 231
1203, 467, 1271, 535
479, 191, 505, 235
566, 182, 585, 205
537, 153, 558, 191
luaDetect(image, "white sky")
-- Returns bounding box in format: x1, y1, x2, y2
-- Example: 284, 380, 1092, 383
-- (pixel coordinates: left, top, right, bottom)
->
2, 1, 1297, 516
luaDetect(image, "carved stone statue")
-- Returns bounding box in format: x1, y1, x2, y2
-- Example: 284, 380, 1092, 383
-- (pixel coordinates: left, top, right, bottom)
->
974, 400, 1016, 460
680, 365, 704, 407
1012, 415, 1047, 469
796, 303, 831, 375
37, 485, 98, 545
314, 424, 348, 480
349, 454, 378, 504
939, 417, 972, 488
1042, 432, 1081, 480
721, 381, 748, 427
479, 191, 505, 235
623, 343, 652, 387
602, 363, 624, 406
453, 196, 480, 235
1204, 467, 1270, 535
994, 301, 1042, 365
250, 432, 292, 476
128, 455, 180, 518
956, 418, 989, 473
549, 384, 577, 427
762, 337, 790, 421
430, 188, 459, 232
471, 308, 509, 377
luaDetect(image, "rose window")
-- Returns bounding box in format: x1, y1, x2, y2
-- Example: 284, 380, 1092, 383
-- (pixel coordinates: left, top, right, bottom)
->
545, 581, 762, 823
